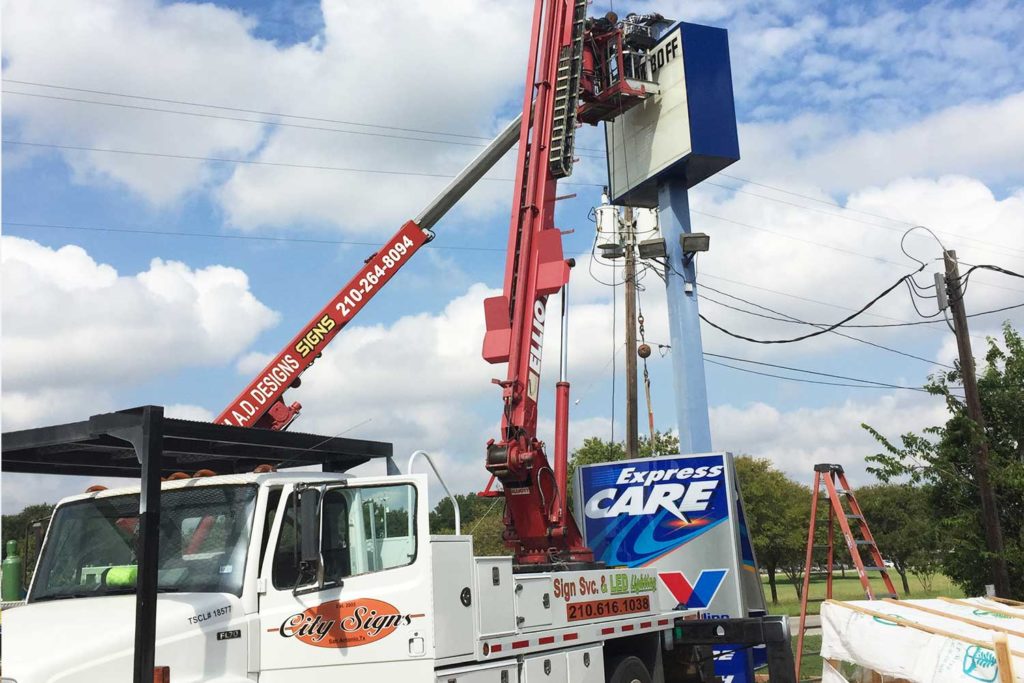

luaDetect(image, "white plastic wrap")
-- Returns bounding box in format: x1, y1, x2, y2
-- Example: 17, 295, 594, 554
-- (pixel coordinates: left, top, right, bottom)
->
821, 598, 1024, 683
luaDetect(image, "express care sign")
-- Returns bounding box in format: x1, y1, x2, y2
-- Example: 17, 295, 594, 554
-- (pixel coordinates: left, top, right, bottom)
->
577, 454, 730, 567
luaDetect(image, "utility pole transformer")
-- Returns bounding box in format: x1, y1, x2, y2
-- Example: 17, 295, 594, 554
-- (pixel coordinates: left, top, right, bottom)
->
944, 249, 1010, 597
623, 206, 640, 459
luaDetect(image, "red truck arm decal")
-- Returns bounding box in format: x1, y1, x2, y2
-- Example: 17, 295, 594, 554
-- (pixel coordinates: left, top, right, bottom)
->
216, 221, 429, 428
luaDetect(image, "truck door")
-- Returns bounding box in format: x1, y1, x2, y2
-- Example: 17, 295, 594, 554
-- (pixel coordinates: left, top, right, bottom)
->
258, 476, 434, 681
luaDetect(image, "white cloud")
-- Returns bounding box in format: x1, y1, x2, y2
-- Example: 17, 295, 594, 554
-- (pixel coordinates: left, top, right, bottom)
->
684, 174, 1024, 368
2, 0, 277, 203
738, 93, 1024, 193
164, 404, 215, 422
2, 0, 531, 233
710, 391, 950, 484
0, 236, 279, 429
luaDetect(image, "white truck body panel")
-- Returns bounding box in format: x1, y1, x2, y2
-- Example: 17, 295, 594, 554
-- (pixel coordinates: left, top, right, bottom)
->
5, 472, 699, 682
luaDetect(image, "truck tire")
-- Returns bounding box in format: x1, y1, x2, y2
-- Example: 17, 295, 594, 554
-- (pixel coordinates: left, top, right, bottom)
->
607, 655, 652, 683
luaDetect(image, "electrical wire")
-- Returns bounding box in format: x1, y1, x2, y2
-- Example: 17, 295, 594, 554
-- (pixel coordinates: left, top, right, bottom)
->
704, 358, 928, 391
703, 352, 931, 392
8, 81, 1021, 262
2, 78, 506, 142
712, 173, 1024, 259
694, 282, 953, 368
2, 220, 506, 252
669, 254, 929, 343
690, 209, 909, 268
3, 76, 612, 154
699, 288, 1023, 328
692, 212, 1023, 297
3, 89, 609, 158
2, 139, 605, 188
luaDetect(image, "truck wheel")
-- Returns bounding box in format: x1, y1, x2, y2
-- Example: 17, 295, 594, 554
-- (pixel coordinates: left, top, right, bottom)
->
607, 655, 652, 683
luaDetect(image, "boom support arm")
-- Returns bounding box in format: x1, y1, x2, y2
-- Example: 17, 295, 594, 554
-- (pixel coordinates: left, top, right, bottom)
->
216, 113, 523, 429
482, 0, 593, 566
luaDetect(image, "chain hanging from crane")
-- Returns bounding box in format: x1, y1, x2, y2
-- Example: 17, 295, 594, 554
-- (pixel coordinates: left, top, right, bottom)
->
636, 293, 657, 451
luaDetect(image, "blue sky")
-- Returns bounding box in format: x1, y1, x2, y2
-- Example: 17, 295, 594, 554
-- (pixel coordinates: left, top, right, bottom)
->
2, 0, 1023, 513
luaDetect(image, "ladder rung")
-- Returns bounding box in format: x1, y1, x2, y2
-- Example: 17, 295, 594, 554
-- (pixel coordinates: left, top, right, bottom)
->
804, 597, 827, 603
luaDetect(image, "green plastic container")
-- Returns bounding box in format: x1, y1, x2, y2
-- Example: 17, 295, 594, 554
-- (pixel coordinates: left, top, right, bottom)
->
2, 539, 25, 600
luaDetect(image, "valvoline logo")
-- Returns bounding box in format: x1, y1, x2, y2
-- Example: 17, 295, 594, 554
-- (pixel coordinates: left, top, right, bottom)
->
659, 569, 729, 609
579, 455, 729, 567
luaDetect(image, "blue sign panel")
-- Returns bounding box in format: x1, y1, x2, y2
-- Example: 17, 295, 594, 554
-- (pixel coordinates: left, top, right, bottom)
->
578, 454, 729, 568
577, 453, 767, 683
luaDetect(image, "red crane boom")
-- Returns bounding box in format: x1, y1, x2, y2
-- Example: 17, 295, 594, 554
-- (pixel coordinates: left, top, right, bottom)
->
215, 115, 523, 430
483, 3, 657, 566
481, 0, 591, 566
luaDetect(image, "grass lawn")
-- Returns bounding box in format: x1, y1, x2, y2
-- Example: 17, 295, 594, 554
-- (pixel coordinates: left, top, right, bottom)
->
793, 634, 822, 680
762, 572, 965, 617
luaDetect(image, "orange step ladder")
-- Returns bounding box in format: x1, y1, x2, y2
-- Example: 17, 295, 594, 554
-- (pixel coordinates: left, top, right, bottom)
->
794, 463, 898, 679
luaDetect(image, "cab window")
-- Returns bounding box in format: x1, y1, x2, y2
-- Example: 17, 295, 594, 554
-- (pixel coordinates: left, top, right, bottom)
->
272, 483, 416, 590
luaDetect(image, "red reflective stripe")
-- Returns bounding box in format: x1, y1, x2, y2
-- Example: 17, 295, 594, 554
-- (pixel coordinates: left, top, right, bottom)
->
601, 627, 615, 635
539, 636, 555, 645
640, 621, 652, 628
512, 640, 530, 649
563, 633, 579, 641
621, 624, 635, 631
658, 619, 669, 626
491, 644, 503, 653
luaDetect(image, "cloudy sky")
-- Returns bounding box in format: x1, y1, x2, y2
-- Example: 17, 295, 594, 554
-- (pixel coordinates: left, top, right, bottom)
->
2, 0, 1022, 513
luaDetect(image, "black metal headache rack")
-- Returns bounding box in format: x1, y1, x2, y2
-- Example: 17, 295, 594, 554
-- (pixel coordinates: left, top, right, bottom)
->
1, 405, 394, 683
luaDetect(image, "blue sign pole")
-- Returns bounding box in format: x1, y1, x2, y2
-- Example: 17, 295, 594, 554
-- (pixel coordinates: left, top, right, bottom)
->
658, 181, 712, 454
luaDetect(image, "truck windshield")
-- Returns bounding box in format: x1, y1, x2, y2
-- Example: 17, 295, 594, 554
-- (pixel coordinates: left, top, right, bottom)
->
30, 484, 258, 602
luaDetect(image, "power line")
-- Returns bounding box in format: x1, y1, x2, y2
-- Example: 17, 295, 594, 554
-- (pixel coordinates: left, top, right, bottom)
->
692, 209, 908, 268
696, 282, 954, 368
2, 78, 501, 141
3, 89, 608, 159
691, 211, 1024, 296
712, 172, 1024, 259
703, 353, 932, 392
6, 80, 1019, 261
2, 139, 604, 188
2, 77, 609, 152
701, 270, 937, 326
701, 289, 1024, 328
2, 221, 507, 252
689, 259, 926, 343
704, 358, 931, 392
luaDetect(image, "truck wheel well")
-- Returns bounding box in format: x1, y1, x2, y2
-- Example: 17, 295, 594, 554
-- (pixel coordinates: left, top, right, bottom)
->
603, 633, 659, 679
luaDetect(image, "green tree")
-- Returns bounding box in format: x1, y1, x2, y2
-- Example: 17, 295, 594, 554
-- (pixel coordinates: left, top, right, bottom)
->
734, 457, 809, 604
855, 484, 939, 596
865, 323, 1024, 599
566, 431, 680, 488
429, 493, 506, 556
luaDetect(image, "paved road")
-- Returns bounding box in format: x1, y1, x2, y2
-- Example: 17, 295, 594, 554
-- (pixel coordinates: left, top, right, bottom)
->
789, 614, 822, 636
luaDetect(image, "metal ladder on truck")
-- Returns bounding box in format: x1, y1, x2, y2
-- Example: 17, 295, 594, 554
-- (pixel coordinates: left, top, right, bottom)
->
794, 463, 898, 679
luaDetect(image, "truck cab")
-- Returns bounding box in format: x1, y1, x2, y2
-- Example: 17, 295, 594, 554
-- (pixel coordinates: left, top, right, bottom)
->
6, 471, 440, 682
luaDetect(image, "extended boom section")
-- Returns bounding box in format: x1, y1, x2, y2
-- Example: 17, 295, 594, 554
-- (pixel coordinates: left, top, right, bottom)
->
482, 0, 591, 566
216, 114, 523, 430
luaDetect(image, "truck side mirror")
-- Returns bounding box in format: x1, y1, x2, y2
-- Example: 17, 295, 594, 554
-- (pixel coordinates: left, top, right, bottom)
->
298, 488, 321, 564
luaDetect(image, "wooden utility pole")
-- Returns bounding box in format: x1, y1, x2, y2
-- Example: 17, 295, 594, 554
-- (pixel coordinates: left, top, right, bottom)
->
623, 206, 640, 459
944, 249, 1010, 597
